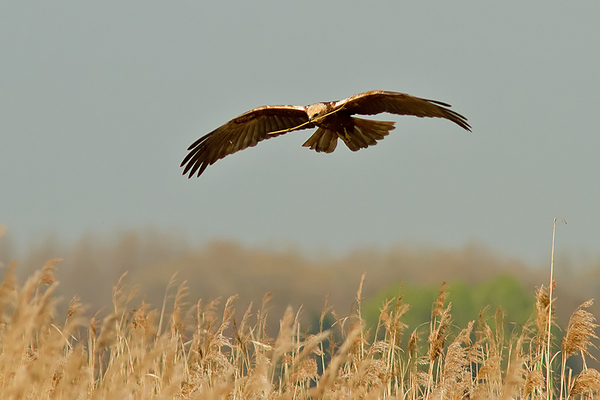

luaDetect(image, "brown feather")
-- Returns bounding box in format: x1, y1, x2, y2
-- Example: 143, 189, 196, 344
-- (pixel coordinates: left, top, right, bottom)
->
339, 118, 395, 152
335, 90, 471, 132
302, 128, 338, 153
181, 105, 310, 178
182, 90, 470, 177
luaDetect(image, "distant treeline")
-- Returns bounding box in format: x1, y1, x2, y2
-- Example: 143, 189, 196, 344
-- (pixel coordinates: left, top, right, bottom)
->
1, 228, 599, 333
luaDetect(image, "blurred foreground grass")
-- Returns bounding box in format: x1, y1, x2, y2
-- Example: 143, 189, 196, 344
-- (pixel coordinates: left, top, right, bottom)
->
0, 258, 598, 399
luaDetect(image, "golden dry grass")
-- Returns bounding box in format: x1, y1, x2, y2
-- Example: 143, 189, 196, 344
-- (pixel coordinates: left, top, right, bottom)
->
0, 258, 598, 399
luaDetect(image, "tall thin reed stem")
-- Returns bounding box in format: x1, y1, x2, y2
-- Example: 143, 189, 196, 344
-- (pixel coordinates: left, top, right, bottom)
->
547, 217, 566, 399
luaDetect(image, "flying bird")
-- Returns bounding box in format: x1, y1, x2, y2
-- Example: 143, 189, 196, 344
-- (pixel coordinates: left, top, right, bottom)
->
181, 90, 471, 178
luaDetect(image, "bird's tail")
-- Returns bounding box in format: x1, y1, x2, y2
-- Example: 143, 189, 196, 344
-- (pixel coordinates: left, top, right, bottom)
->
341, 118, 395, 152
302, 127, 339, 153
302, 118, 395, 153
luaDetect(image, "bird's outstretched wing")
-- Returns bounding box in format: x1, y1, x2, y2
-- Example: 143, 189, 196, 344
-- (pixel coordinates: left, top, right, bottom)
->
181, 105, 311, 178
334, 90, 471, 132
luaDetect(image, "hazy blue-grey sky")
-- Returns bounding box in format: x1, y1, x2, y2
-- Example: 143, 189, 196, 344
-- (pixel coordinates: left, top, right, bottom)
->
1, 2, 599, 264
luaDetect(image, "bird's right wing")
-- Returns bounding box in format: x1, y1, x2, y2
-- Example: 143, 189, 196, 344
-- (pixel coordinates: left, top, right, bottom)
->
181, 105, 311, 178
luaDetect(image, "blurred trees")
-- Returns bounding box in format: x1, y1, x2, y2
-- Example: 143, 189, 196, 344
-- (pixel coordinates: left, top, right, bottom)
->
0, 227, 598, 338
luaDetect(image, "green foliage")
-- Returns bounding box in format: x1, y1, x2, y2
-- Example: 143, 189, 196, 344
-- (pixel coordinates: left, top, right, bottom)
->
364, 274, 534, 339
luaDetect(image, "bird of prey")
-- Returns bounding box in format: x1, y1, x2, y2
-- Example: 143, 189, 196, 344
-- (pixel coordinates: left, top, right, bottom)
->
181, 90, 471, 178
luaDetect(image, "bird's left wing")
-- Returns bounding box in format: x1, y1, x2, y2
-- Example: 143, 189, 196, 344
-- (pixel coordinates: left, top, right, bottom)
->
334, 90, 471, 132
181, 105, 310, 178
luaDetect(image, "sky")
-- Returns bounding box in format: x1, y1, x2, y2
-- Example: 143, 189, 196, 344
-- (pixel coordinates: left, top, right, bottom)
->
1, 2, 599, 265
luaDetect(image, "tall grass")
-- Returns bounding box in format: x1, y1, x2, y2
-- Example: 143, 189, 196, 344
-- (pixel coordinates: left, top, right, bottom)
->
0, 257, 598, 399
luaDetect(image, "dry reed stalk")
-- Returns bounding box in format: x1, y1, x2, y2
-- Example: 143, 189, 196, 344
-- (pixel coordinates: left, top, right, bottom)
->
500, 354, 526, 400
0, 262, 79, 399
256, 292, 273, 346
481, 325, 503, 392
241, 350, 272, 399
524, 367, 545, 399
310, 325, 362, 398
2, 252, 600, 399
356, 272, 367, 362
426, 282, 452, 399
562, 299, 598, 362
270, 304, 296, 392
186, 296, 235, 397
533, 281, 556, 399
0, 261, 18, 320
157, 273, 179, 337
560, 299, 599, 399
406, 328, 422, 400
375, 292, 409, 397
318, 293, 333, 377
432, 281, 449, 319
407, 329, 420, 360
272, 305, 295, 364
429, 288, 452, 363
499, 328, 530, 399
534, 282, 556, 349
231, 300, 254, 385
437, 320, 473, 400
289, 330, 328, 392
569, 368, 600, 398
545, 217, 565, 399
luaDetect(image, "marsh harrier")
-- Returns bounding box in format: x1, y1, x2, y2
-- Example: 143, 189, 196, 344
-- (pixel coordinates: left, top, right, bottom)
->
181, 90, 471, 178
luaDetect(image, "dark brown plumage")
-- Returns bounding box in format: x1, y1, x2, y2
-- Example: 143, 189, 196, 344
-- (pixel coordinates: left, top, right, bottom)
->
181, 90, 471, 178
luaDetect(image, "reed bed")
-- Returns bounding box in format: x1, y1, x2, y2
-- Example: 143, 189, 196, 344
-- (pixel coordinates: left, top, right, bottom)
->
0, 259, 598, 399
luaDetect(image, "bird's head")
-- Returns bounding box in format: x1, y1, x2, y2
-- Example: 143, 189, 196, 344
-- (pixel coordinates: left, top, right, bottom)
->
306, 102, 329, 122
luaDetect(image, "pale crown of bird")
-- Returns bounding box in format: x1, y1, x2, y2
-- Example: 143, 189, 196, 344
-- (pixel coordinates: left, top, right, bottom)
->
305, 102, 330, 121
